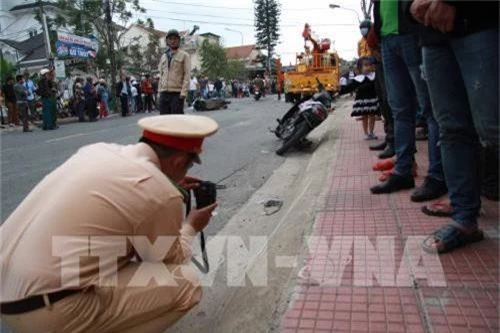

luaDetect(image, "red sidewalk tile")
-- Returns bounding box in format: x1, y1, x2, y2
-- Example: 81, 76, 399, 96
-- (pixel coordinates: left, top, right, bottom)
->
279, 111, 499, 333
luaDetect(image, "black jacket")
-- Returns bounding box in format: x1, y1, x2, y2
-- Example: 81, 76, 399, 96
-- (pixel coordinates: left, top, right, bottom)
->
116, 81, 131, 97
373, 0, 419, 40
402, 1, 499, 46
2, 83, 16, 103
37, 78, 53, 99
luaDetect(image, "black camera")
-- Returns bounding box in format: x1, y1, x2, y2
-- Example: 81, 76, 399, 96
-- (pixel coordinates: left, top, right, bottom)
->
193, 181, 217, 208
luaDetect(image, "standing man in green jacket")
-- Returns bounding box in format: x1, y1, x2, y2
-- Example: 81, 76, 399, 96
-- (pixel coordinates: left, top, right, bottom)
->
158, 29, 191, 114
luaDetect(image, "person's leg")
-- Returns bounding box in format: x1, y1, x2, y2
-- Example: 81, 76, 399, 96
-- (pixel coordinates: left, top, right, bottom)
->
453, 28, 499, 161
362, 115, 369, 136
481, 145, 499, 201
50, 97, 57, 128
159, 92, 169, 115
120, 95, 127, 116
41, 98, 51, 129
406, 46, 445, 185
13, 102, 19, 126
171, 93, 185, 114
103, 98, 109, 116
370, 35, 417, 194
95, 262, 201, 333
20, 104, 29, 131
78, 100, 86, 121
368, 115, 376, 135
423, 44, 481, 231
6, 102, 14, 125
27, 100, 35, 122
144, 95, 149, 112
381, 35, 418, 176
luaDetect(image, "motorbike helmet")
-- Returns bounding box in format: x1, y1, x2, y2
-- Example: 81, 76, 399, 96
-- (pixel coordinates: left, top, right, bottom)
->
166, 29, 180, 39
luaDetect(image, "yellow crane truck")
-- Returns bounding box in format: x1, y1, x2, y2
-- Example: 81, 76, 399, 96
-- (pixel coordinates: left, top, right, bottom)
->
284, 31, 341, 103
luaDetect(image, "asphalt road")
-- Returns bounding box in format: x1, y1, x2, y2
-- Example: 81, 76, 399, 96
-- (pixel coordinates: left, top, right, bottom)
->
0, 96, 289, 236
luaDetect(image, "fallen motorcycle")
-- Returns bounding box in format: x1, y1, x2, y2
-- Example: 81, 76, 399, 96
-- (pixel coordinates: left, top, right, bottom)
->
193, 97, 231, 111
273, 78, 331, 156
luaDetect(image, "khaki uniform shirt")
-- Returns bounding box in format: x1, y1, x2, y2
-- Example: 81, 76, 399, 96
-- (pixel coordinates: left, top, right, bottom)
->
0, 143, 196, 302
158, 49, 191, 97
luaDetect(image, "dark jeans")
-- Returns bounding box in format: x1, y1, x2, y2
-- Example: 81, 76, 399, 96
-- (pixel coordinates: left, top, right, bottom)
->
17, 102, 29, 130
41, 98, 55, 129
188, 90, 196, 106
159, 92, 184, 114
374, 62, 394, 145
144, 94, 153, 112
120, 94, 129, 117
76, 99, 85, 121
86, 97, 97, 120
423, 28, 499, 228
26, 100, 36, 121
382, 34, 443, 181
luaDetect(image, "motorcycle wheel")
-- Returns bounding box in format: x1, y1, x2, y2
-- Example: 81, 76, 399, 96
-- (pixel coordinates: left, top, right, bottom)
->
276, 122, 311, 156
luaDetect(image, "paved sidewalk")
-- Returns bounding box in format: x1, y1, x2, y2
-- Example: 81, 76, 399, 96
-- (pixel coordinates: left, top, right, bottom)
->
280, 109, 499, 332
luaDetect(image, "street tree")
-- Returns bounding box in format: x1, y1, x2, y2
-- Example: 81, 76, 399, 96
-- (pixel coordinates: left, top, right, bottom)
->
141, 18, 161, 73
54, 0, 145, 109
254, 0, 281, 71
199, 39, 228, 79
226, 60, 248, 81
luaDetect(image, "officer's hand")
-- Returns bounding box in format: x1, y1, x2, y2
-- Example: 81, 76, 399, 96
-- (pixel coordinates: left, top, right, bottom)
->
187, 202, 218, 232
178, 175, 201, 191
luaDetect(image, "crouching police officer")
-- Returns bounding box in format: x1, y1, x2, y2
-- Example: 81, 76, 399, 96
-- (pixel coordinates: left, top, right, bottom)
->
0, 115, 218, 333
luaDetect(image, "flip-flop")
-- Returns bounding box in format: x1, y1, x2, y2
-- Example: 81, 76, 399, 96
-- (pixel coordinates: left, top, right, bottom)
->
422, 222, 484, 254
421, 200, 452, 217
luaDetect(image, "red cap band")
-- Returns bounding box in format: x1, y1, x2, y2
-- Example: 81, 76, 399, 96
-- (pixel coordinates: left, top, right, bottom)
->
143, 130, 204, 153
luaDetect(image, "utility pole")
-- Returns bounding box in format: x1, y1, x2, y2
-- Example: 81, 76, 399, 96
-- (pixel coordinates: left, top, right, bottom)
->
39, 0, 52, 67
265, 0, 271, 74
105, 0, 117, 112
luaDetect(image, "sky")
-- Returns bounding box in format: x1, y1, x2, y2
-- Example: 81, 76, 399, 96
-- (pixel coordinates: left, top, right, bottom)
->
136, 0, 367, 65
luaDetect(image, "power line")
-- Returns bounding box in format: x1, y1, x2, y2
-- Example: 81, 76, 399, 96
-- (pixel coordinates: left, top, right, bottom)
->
148, 0, 331, 11
135, 13, 357, 28
143, 8, 254, 22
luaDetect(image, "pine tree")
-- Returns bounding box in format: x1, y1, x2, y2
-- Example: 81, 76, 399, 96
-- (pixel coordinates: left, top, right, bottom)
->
254, 0, 281, 71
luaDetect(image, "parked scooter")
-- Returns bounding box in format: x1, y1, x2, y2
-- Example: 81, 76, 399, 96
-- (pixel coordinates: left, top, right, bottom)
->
273, 78, 331, 155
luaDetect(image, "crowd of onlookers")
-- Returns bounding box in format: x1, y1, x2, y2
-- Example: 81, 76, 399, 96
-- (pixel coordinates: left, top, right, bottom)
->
342, 0, 498, 254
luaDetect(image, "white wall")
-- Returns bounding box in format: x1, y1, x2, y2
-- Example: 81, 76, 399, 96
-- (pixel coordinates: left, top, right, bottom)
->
120, 25, 166, 50
0, 7, 71, 41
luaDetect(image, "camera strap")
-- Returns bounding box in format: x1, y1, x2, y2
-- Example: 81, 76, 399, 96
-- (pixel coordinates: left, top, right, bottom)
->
186, 192, 210, 274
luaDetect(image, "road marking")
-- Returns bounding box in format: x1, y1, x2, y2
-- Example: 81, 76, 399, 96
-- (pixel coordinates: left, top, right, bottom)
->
226, 120, 253, 129
275, 256, 298, 268
44, 126, 135, 143
45, 133, 90, 143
